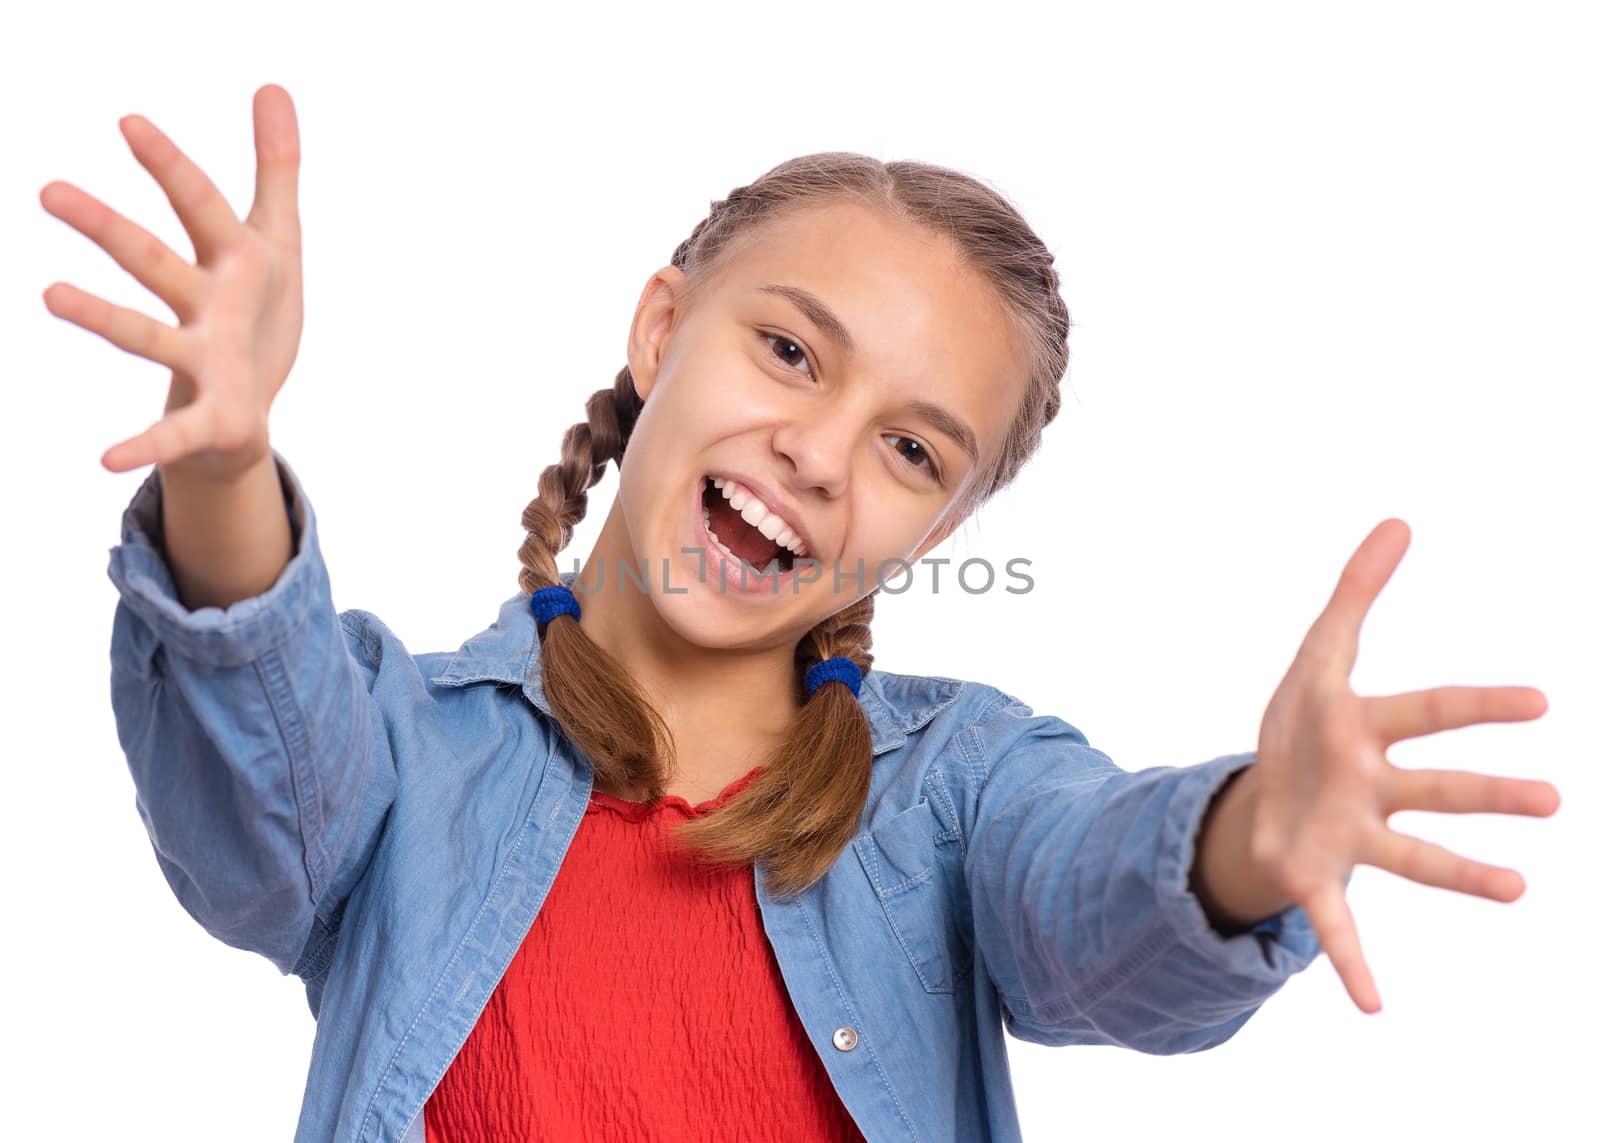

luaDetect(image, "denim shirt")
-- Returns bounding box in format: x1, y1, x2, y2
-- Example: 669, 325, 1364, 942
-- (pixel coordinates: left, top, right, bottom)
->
105, 449, 1322, 1143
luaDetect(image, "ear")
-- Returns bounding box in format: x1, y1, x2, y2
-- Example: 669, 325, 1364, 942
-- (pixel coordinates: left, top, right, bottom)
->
627, 266, 689, 402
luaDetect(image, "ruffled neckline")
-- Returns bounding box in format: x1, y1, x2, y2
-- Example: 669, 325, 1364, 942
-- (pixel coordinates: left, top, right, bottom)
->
588, 766, 765, 821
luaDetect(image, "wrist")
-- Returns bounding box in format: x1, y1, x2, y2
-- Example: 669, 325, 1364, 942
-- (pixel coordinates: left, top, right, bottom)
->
1190, 763, 1294, 936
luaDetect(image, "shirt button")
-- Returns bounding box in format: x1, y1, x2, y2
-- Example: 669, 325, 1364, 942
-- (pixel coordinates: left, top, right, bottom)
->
832, 1026, 859, 1051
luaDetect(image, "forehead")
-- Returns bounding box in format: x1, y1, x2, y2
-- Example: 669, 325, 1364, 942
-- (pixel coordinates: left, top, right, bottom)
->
709, 199, 1027, 458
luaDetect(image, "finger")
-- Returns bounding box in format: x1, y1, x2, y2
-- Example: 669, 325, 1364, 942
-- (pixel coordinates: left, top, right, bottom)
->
1383, 765, 1561, 817
38, 181, 203, 320
1363, 826, 1527, 902
42, 281, 193, 373
1294, 518, 1411, 681
1302, 880, 1382, 1013
1367, 685, 1548, 744
102, 401, 215, 474
245, 84, 302, 248
118, 113, 244, 266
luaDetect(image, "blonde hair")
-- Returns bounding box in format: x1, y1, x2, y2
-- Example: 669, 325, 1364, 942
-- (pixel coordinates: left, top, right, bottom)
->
516, 152, 1070, 898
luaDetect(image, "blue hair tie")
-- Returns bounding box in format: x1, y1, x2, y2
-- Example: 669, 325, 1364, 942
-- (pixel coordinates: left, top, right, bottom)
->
804, 656, 862, 700
530, 583, 581, 627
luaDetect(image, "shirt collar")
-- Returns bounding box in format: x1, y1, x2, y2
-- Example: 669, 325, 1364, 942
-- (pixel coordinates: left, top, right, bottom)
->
428, 571, 957, 756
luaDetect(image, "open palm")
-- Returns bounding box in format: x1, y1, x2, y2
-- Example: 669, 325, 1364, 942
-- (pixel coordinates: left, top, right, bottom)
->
1252, 518, 1560, 1013
41, 83, 304, 480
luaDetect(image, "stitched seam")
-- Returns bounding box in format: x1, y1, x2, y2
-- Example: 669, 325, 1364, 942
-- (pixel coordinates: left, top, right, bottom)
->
879, 863, 935, 897
291, 909, 341, 982
878, 888, 940, 993
391, 729, 562, 1143
894, 678, 965, 736
924, 770, 974, 987
318, 613, 383, 925
955, 727, 986, 832
254, 644, 327, 914
966, 689, 1019, 795
926, 769, 965, 856
861, 802, 938, 896
794, 895, 921, 1142
857, 832, 927, 987
359, 732, 559, 1143
858, 806, 966, 993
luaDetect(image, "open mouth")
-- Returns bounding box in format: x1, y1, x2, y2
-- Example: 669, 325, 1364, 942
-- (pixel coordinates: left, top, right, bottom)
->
700, 475, 800, 576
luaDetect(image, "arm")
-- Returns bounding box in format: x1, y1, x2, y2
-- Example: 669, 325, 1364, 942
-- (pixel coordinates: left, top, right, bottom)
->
963, 692, 1322, 1055
158, 446, 295, 611
1190, 763, 1295, 936
107, 448, 398, 991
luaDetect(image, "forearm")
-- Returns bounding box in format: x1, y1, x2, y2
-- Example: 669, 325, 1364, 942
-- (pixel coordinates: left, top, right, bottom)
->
1189, 763, 1294, 935
159, 448, 295, 611
970, 745, 1323, 1054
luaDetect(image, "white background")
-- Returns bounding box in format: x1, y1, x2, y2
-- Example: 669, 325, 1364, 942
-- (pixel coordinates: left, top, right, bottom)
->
5, 1, 1596, 1139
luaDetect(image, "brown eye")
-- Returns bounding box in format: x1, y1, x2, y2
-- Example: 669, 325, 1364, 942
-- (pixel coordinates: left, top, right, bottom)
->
760, 331, 813, 377
886, 434, 940, 481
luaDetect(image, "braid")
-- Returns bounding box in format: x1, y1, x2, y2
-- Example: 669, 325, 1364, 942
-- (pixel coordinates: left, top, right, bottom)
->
1037, 259, 1069, 431
798, 591, 877, 686
517, 367, 645, 592
515, 364, 669, 796
680, 585, 881, 880
510, 151, 1074, 897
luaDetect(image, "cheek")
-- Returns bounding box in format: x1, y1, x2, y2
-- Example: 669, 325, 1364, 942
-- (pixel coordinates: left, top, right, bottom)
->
841, 508, 929, 574
659, 360, 775, 439
615, 423, 675, 536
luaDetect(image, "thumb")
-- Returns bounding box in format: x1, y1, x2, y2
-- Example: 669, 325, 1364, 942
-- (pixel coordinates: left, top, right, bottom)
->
247, 83, 302, 246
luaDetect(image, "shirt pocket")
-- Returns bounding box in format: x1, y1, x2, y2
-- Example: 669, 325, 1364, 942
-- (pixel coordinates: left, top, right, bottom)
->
854, 797, 975, 994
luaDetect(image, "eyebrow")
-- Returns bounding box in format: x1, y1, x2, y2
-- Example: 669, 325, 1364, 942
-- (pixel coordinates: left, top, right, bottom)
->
906, 399, 980, 467
757, 282, 982, 467
757, 283, 856, 356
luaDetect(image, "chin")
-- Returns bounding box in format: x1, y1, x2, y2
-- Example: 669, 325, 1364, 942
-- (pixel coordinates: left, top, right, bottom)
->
643, 580, 800, 652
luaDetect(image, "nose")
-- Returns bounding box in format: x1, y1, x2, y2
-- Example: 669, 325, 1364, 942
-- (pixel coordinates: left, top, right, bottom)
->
771, 414, 852, 500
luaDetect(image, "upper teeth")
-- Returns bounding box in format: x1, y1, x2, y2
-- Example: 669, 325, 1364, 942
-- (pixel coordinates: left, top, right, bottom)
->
709, 477, 808, 556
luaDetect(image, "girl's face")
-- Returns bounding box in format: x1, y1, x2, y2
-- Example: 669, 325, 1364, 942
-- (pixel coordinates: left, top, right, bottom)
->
615, 198, 1029, 651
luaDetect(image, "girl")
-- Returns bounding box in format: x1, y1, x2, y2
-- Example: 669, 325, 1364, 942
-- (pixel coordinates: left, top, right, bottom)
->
53, 84, 1559, 1142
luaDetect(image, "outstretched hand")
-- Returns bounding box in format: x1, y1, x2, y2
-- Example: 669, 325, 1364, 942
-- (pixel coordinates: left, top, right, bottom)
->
41, 83, 304, 479
1249, 518, 1559, 1013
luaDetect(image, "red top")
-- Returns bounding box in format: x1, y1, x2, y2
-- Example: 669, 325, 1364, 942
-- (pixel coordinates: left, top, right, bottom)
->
424, 765, 868, 1142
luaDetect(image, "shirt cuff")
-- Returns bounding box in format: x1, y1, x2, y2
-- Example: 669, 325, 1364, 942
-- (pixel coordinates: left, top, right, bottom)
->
104, 447, 320, 670
1154, 751, 1324, 981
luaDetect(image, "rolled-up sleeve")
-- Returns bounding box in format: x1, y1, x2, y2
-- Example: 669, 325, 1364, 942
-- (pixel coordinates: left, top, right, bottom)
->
106, 449, 397, 984
962, 692, 1321, 1054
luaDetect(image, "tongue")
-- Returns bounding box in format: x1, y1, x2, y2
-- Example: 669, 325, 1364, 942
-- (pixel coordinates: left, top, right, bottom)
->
708, 494, 782, 566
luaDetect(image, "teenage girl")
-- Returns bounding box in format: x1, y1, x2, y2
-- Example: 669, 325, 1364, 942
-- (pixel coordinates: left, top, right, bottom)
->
52, 84, 1561, 1142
